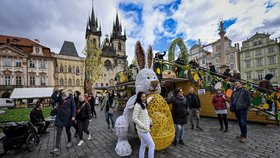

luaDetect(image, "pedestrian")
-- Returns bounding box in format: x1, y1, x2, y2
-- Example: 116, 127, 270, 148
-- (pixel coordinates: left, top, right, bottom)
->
76, 94, 92, 146
186, 87, 203, 131
167, 88, 189, 146
230, 81, 251, 143
50, 89, 76, 155
209, 63, 216, 73
30, 103, 50, 134
84, 93, 89, 102
89, 93, 97, 118
95, 94, 100, 107
132, 91, 155, 158
100, 88, 119, 132
73, 91, 81, 137
212, 89, 228, 132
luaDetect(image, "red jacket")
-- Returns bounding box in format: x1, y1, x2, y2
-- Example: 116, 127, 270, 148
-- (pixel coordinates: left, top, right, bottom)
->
212, 95, 227, 110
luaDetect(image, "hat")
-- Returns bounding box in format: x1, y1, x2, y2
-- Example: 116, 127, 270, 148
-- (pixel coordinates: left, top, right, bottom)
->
265, 74, 273, 80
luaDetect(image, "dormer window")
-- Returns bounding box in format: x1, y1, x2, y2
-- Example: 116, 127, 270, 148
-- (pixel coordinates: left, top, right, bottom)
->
35, 47, 40, 53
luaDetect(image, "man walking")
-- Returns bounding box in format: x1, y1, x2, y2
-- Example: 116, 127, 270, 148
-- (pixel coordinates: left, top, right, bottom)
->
186, 87, 203, 131
230, 81, 251, 143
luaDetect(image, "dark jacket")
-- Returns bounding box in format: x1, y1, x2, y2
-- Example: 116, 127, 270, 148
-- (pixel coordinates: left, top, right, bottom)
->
186, 93, 201, 108
89, 97, 95, 106
259, 80, 275, 93
167, 96, 189, 124
30, 108, 44, 124
209, 65, 216, 73
230, 88, 251, 111
55, 96, 76, 127
76, 101, 91, 120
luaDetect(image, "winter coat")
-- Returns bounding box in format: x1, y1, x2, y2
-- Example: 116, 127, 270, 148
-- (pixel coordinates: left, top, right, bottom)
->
212, 95, 227, 110
167, 96, 189, 124
89, 97, 95, 106
55, 96, 76, 127
76, 101, 91, 120
30, 108, 44, 124
132, 103, 152, 132
230, 88, 251, 111
186, 93, 201, 109
101, 94, 119, 112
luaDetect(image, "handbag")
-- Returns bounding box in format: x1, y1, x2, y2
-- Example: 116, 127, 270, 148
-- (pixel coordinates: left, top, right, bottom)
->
225, 101, 230, 109
108, 107, 114, 114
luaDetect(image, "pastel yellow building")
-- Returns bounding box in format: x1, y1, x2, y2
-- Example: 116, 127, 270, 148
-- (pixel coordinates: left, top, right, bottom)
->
54, 41, 85, 94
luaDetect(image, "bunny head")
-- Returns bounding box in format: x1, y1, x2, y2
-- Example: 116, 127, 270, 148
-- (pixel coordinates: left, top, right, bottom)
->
134, 41, 161, 95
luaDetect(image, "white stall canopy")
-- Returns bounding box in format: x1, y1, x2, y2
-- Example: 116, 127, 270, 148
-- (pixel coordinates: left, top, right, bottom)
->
10, 88, 54, 99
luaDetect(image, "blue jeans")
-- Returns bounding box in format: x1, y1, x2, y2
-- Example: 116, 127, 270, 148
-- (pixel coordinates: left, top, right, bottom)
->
234, 109, 248, 138
105, 111, 115, 128
175, 124, 185, 141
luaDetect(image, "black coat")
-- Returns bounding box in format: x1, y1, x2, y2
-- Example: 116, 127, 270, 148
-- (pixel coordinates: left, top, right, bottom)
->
167, 96, 189, 124
76, 101, 91, 120
186, 93, 201, 109
30, 108, 44, 124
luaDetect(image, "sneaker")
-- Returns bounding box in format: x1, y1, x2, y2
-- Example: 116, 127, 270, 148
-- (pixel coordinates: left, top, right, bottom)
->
179, 140, 185, 145
66, 142, 72, 148
224, 129, 228, 133
89, 119, 92, 122
87, 134, 92, 140
196, 126, 203, 131
239, 137, 246, 143
173, 140, 177, 146
77, 140, 84, 146
191, 124, 194, 130
50, 148, 60, 155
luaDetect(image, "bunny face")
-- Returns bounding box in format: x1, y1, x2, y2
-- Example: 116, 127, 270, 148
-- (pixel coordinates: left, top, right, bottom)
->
135, 68, 161, 95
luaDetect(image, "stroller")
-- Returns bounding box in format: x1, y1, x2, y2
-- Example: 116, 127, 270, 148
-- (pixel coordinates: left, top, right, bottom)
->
0, 121, 40, 155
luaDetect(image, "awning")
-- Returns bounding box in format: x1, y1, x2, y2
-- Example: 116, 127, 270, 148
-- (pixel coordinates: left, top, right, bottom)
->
10, 87, 54, 99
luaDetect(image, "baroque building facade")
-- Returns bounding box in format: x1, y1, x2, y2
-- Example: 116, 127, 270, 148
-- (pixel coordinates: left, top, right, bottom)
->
85, 5, 128, 93
54, 41, 85, 94
240, 33, 280, 86
0, 35, 55, 98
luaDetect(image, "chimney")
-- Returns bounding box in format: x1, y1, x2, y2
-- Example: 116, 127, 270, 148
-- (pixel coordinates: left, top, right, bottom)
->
34, 39, 40, 43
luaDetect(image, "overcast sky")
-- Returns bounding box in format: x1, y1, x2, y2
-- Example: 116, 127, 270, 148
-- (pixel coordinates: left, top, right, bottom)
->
1, 0, 279, 63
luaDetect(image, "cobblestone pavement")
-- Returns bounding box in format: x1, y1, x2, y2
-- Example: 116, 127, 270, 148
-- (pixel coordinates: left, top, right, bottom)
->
1, 111, 280, 158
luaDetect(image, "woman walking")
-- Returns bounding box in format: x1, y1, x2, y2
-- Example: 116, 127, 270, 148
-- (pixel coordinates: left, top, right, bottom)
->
89, 93, 97, 118
212, 88, 228, 132
132, 91, 155, 158
167, 88, 189, 146
76, 94, 92, 146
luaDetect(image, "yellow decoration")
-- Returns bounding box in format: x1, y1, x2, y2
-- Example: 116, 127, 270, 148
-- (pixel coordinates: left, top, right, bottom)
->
263, 103, 269, 110
120, 74, 128, 83
147, 94, 175, 150
277, 102, 280, 110
193, 73, 199, 81
156, 68, 161, 74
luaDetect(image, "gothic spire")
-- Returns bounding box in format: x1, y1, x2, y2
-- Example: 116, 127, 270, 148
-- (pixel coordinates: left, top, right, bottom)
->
85, 1, 102, 38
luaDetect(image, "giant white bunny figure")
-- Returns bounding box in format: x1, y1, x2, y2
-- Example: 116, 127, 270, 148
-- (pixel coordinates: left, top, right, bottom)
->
115, 41, 175, 156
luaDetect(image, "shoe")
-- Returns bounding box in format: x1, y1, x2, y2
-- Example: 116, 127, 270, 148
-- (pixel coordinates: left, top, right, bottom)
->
111, 128, 115, 133
239, 137, 246, 143
224, 129, 228, 133
191, 124, 194, 130
179, 140, 185, 145
66, 142, 72, 148
219, 127, 224, 131
235, 135, 241, 139
173, 140, 177, 146
74, 133, 79, 138
77, 140, 84, 146
196, 126, 203, 131
89, 119, 92, 122
95, 115, 97, 118
87, 134, 92, 140
50, 148, 60, 155
108, 125, 110, 129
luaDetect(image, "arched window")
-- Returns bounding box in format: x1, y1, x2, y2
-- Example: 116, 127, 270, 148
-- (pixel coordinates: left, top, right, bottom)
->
76, 66, 80, 74
60, 78, 64, 85
104, 60, 112, 71
73, 66, 75, 73
68, 79, 72, 86
118, 42, 121, 51
76, 79, 80, 86
68, 66, 72, 73
60, 65, 64, 72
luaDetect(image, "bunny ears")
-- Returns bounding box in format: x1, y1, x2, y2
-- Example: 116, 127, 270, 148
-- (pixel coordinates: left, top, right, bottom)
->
135, 41, 153, 70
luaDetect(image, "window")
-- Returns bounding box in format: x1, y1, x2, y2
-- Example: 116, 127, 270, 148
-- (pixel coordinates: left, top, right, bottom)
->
16, 76, 22, 85
76, 66, 80, 74
230, 64, 234, 69
95, 83, 98, 87
68, 66, 72, 73
35, 47, 40, 53
257, 71, 263, 80
245, 52, 251, 58
4, 76, 11, 85
268, 56, 276, 65
268, 47, 275, 53
76, 79, 80, 86
216, 45, 221, 51
30, 76, 35, 86
15, 60, 21, 67
40, 59, 46, 69
246, 72, 252, 80
4, 58, 12, 67
29, 59, 35, 68
245, 60, 251, 68
258, 40, 262, 45
60, 78, 64, 85
268, 69, 276, 76
106, 83, 109, 87
256, 59, 262, 67
255, 50, 262, 56
101, 83, 103, 87
68, 79, 72, 86
60, 65, 64, 72
118, 42, 122, 51
104, 74, 106, 77
40, 76, 46, 86
230, 54, 234, 59
253, 41, 257, 46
